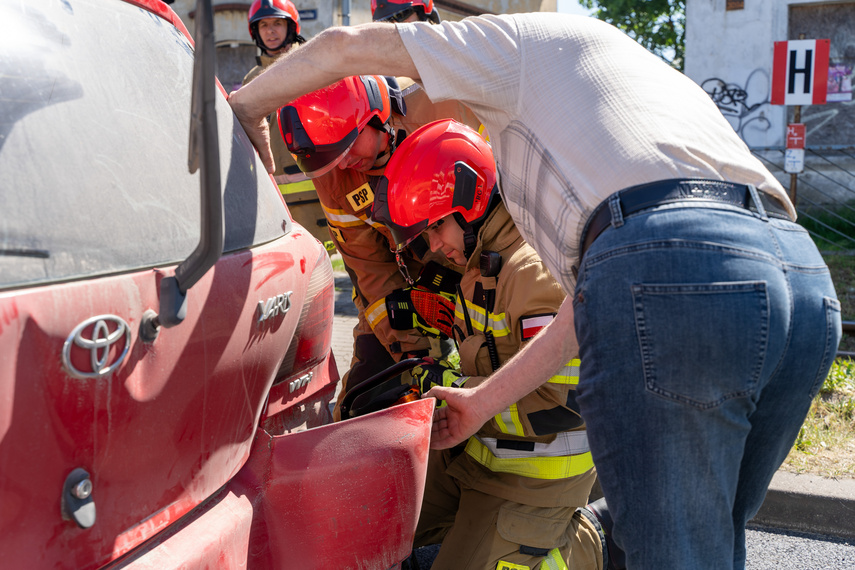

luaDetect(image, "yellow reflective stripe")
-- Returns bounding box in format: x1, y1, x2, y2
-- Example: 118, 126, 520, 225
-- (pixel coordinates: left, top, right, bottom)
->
465, 438, 594, 480
365, 298, 388, 329
495, 403, 525, 436
477, 123, 490, 143
547, 359, 581, 385
278, 180, 315, 194
538, 549, 568, 570
497, 562, 530, 570
494, 411, 511, 434
454, 299, 510, 337
321, 204, 385, 230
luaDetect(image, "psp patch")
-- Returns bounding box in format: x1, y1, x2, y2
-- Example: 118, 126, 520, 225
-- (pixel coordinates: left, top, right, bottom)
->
346, 182, 374, 211
520, 313, 555, 341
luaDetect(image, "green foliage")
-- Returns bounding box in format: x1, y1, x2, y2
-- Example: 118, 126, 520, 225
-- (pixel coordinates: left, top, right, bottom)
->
787, 358, 855, 477
800, 201, 855, 252
821, 357, 855, 396
580, 0, 685, 70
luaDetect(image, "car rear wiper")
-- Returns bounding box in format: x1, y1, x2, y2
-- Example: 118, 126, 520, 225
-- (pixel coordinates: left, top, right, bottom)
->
140, 0, 223, 341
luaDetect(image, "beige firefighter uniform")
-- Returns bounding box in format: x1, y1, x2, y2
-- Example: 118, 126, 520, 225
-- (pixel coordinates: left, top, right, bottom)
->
243, 54, 329, 244
319, 83, 482, 418
415, 204, 604, 570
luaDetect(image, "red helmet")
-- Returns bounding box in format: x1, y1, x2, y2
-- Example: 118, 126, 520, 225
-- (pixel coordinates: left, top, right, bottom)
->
371, 0, 439, 23
277, 75, 393, 178
372, 119, 497, 251
248, 0, 303, 54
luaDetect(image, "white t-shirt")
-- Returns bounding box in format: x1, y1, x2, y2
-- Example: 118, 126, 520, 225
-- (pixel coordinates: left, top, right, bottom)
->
397, 13, 793, 291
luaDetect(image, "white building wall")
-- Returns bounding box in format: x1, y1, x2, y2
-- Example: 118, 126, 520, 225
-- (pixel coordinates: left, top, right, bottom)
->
685, 0, 844, 149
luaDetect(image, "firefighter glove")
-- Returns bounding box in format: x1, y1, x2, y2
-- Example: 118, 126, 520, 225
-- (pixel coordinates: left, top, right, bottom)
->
412, 359, 468, 394
386, 287, 455, 338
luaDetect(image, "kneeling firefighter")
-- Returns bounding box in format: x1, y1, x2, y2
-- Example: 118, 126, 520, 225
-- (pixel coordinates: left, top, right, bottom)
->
373, 119, 624, 570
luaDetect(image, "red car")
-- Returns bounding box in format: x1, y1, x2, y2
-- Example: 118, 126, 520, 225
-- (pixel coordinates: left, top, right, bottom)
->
0, 1, 431, 568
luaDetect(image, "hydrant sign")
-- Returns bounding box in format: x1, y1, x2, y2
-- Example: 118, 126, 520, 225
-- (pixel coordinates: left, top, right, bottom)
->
771, 39, 830, 105
786, 123, 806, 149
784, 123, 806, 174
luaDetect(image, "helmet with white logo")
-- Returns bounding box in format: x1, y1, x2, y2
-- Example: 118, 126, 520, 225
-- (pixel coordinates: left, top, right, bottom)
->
372, 119, 498, 253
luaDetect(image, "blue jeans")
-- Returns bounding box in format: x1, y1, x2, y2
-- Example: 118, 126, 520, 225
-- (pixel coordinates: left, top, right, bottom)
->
573, 199, 841, 569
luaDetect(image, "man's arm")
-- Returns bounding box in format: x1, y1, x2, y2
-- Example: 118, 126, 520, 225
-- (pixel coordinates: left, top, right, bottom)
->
425, 294, 578, 449
228, 23, 420, 173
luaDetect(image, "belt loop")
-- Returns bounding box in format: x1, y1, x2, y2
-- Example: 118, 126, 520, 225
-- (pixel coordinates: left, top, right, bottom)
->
747, 184, 768, 221
608, 193, 624, 228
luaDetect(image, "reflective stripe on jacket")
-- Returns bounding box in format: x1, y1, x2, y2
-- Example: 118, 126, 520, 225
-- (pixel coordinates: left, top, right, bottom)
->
453, 204, 591, 483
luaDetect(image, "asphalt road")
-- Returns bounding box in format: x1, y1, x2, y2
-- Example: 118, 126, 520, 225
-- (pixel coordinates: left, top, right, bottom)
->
745, 526, 855, 569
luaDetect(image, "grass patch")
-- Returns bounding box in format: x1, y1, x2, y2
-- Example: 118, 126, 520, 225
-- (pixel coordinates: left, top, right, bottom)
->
782, 357, 855, 479
799, 200, 855, 252
329, 251, 345, 274
824, 253, 855, 353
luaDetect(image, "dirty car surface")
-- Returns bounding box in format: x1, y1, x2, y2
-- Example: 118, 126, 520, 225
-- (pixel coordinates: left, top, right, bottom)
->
0, 1, 431, 568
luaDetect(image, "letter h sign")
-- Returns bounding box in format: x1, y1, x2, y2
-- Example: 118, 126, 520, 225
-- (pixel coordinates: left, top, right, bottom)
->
771, 39, 830, 105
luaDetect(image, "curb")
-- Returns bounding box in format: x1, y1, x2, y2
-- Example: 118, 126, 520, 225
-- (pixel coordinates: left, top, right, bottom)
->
750, 471, 855, 540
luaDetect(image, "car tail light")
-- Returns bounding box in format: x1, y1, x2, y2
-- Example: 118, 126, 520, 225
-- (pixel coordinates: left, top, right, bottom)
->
274, 247, 334, 383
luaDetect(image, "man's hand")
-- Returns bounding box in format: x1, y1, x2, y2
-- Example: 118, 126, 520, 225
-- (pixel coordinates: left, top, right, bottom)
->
425, 385, 487, 449
228, 89, 276, 174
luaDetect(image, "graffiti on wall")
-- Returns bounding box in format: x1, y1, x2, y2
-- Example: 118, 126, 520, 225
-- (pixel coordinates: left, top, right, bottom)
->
701, 69, 771, 146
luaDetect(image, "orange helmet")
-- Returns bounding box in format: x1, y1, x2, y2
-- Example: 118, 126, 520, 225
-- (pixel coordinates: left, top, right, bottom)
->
277, 75, 393, 178
248, 0, 304, 54
371, 0, 440, 23
372, 119, 498, 252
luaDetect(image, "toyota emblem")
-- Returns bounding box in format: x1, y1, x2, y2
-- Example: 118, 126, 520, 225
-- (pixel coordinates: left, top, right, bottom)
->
62, 315, 131, 379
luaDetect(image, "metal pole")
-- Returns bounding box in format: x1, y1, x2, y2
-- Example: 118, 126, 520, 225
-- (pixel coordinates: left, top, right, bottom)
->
341, 0, 351, 26
789, 104, 801, 205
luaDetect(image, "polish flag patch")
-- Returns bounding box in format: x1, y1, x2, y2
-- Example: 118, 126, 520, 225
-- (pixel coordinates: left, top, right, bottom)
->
520, 314, 555, 340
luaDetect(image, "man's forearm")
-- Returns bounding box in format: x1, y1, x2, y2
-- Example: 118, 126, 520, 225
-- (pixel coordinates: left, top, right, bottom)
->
467, 295, 578, 418
230, 24, 419, 123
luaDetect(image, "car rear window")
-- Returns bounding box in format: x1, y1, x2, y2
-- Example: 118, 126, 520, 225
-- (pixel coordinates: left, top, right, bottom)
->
0, 0, 289, 290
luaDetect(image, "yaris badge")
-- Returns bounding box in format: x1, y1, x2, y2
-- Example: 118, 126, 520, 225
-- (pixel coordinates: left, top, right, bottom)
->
62, 315, 131, 379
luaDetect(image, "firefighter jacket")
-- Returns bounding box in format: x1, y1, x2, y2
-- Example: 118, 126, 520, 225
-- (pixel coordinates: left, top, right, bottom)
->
448, 203, 594, 508
315, 82, 482, 358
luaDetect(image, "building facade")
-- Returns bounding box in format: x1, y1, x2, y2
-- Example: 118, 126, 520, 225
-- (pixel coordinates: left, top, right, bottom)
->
168, 0, 552, 93
685, 0, 855, 150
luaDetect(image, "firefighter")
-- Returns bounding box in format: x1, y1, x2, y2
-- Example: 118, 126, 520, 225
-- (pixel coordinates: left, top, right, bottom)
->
279, 76, 482, 420
245, 0, 304, 71
372, 119, 612, 570
242, 1, 329, 243
371, 0, 441, 23
243, 0, 306, 178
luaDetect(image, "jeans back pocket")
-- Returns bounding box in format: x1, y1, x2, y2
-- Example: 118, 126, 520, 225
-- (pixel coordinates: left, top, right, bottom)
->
632, 281, 769, 409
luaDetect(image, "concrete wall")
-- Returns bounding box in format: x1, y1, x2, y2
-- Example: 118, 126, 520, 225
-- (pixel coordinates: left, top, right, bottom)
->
685, 0, 855, 150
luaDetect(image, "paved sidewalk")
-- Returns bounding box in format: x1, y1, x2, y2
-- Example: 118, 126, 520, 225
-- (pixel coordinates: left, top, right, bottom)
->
330, 268, 855, 541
